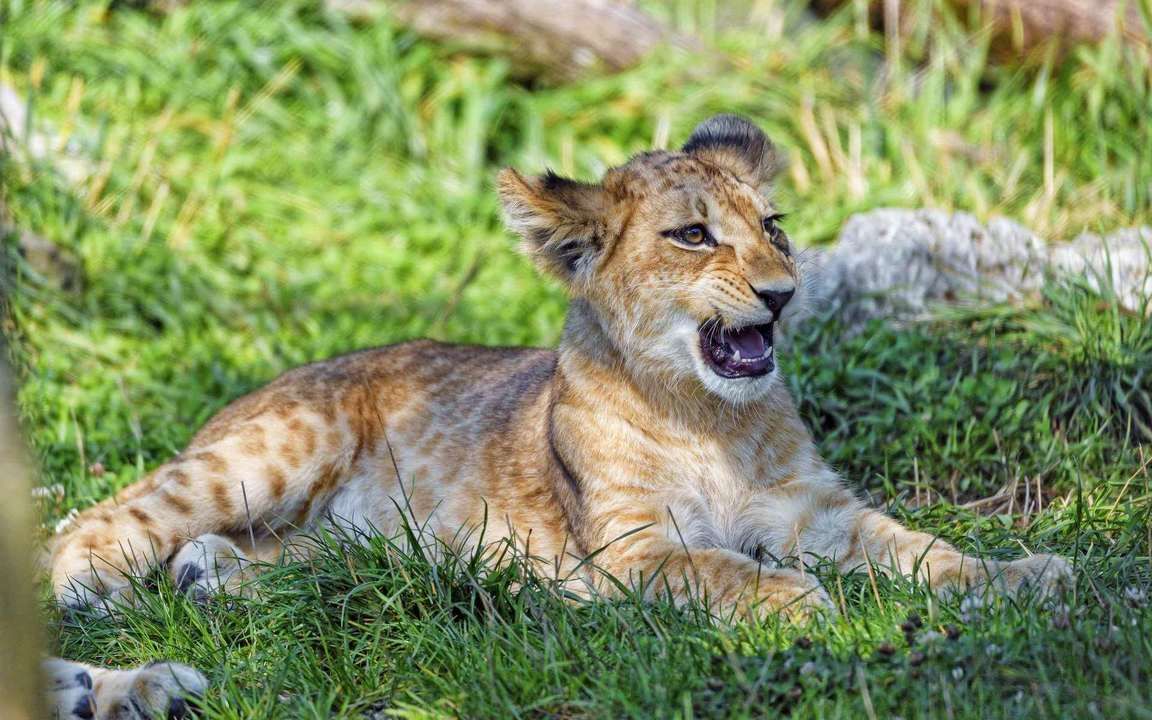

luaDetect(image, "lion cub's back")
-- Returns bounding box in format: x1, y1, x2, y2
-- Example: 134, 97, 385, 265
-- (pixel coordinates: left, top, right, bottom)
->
187, 339, 555, 450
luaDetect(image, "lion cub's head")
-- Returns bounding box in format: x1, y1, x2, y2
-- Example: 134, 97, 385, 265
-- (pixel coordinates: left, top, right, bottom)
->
499, 115, 801, 403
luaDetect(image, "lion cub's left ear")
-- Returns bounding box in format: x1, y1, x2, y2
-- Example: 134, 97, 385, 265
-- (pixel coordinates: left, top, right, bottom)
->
682, 114, 782, 190
497, 168, 608, 288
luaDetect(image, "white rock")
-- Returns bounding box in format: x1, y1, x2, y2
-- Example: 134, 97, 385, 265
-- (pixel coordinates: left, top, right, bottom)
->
1048, 227, 1152, 313
814, 208, 1150, 332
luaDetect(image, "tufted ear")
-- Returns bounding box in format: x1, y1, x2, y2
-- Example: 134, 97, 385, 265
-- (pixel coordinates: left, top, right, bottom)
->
681, 114, 781, 189
497, 168, 608, 287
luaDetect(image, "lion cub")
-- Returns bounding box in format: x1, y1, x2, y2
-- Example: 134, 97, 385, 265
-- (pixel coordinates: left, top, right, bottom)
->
46, 115, 1069, 715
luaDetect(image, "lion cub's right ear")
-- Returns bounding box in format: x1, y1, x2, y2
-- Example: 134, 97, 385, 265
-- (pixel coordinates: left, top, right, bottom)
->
682, 114, 781, 191
497, 168, 608, 288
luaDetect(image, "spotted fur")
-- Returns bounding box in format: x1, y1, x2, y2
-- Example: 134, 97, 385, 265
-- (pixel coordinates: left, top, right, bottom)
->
44, 115, 1070, 714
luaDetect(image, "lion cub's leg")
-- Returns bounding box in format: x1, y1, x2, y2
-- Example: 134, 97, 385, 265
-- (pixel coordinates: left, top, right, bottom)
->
43, 657, 206, 719
604, 537, 833, 621
591, 509, 833, 621
846, 510, 1072, 598
50, 397, 355, 611
783, 480, 1072, 599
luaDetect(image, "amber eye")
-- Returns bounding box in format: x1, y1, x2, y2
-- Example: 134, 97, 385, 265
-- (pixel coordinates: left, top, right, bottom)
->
663, 223, 712, 248
681, 225, 706, 244
762, 214, 790, 256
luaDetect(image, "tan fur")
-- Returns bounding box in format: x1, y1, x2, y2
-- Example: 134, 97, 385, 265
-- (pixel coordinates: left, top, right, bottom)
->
44, 115, 1070, 713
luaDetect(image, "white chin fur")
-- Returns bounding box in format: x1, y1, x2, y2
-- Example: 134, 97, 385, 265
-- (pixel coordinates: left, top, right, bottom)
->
692, 352, 779, 404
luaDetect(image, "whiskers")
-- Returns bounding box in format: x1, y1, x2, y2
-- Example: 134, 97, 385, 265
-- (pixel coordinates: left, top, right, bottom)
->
698, 316, 723, 345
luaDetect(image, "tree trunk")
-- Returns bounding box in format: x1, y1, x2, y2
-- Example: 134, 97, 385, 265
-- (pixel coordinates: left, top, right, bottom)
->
329, 0, 686, 82
811, 0, 1149, 58
0, 327, 44, 718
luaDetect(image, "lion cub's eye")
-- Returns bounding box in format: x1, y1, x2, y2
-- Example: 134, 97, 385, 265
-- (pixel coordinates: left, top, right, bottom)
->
762, 214, 790, 256
663, 223, 713, 248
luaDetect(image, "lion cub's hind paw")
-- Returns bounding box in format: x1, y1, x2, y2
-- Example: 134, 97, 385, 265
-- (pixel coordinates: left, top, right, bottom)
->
170, 534, 252, 603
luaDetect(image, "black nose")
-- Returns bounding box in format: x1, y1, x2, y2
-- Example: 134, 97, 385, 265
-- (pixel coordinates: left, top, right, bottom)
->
756, 287, 794, 317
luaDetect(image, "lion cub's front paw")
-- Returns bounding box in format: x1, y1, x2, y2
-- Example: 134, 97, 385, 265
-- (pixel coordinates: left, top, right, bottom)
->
754, 569, 835, 621
999, 553, 1073, 599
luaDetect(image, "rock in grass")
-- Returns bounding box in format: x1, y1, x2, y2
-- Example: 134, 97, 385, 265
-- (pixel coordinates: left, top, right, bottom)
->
815, 208, 1151, 331
817, 209, 1046, 330
1049, 227, 1152, 314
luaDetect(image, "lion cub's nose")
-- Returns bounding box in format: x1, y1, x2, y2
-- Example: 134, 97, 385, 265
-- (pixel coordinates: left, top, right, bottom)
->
755, 286, 795, 317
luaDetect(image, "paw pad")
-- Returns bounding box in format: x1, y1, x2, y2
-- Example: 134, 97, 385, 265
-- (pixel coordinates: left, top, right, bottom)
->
174, 563, 204, 593
71, 694, 95, 719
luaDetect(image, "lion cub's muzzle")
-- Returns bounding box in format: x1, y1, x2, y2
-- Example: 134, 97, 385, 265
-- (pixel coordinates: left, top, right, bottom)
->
698, 319, 776, 378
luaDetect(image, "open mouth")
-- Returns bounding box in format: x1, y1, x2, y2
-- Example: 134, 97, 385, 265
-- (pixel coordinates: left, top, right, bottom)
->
698, 319, 775, 378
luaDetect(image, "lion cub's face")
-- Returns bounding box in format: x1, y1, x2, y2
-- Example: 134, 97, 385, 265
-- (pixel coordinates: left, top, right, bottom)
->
500, 115, 799, 403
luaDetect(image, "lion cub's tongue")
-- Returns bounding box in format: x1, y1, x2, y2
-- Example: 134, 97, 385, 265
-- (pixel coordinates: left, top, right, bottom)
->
723, 326, 766, 358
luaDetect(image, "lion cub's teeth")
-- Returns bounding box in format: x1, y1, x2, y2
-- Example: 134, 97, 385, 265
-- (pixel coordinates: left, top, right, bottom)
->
732, 349, 742, 361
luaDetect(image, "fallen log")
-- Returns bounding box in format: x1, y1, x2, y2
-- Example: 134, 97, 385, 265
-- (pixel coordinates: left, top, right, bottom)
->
328, 0, 685, 82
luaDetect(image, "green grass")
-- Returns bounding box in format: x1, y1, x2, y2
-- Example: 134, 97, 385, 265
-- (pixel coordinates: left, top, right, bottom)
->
2, 0, 1151, 717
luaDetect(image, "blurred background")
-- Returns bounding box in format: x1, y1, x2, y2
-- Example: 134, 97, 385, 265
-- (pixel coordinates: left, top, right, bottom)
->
1, 2, 1150, 717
